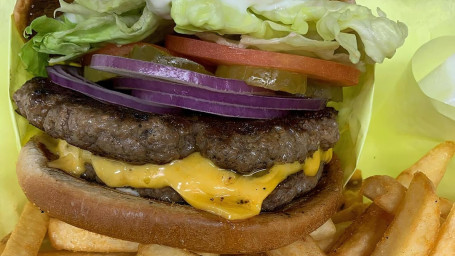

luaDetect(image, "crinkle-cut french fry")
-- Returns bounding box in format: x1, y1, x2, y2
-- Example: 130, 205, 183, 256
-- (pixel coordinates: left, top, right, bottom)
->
310, 219, 336, 241
439, 197, 454, 220
429, 203, 455, 256
328, 204, 392, 256
371, 172, 440, 256
1, 202, 49, 256
137, 244, 202, 256
266, 236, 325, 256
361, 175, 406, 214
396, 141, 455, 188
48, 218, 138, 252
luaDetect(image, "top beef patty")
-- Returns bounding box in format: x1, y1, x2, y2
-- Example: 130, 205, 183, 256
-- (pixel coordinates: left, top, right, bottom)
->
13, 77, 339, 175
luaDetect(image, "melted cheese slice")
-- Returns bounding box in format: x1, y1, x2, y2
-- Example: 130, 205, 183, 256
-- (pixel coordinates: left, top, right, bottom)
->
46, 139, 332, 220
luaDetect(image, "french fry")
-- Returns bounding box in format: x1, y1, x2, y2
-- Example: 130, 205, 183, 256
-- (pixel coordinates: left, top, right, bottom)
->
1, 234, 135, 256
328, 204, 392, 256
429, 203, 455, 255
396, 141, 455, 187
222, 254, 266, 256
223, 254, 266, 256
331, 203, 368, 224
316, 222, 351, 252
266, 236, 325, 256
137, 244, 211, 256
48, 219, 138, 252
371, 172, 440, 256
316, 239, 333, 253
2, 202, 49, 256
38, 252, 135, 256
361, 175, 406, 214
362, 175, 453, 220
0, 233, 10, 254
439, 197, 454, 219
309, 219, 336, 241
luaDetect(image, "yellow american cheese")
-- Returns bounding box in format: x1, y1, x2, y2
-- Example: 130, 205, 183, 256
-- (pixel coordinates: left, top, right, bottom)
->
47, 139, 332, 220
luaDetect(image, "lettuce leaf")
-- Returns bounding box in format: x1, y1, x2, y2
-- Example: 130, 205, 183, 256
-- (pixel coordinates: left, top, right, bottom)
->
73, 0, 145, 14
20, 0, 407, 77
171, 0, 408, 64
20, 0, 160, 76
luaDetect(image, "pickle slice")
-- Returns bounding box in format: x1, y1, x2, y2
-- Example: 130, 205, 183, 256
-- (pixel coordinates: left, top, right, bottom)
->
216, 65, 307, 94
129, 45, 212, 75
216, 65, 342, 101
306, 81, 343, 102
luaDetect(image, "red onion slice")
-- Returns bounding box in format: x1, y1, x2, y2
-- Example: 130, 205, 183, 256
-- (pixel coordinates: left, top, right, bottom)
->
47, 66, 290, 119
47, 66, 180, 115
63, 67, 290, 118
89, 54, 275, 95
129, 89, 289, 119
112, 77, 326, 110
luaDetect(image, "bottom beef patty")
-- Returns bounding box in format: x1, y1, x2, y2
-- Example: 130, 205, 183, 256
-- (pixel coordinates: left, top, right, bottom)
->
81, 162, 325, 211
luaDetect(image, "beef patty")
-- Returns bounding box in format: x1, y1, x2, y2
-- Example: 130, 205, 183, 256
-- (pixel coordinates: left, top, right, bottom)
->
80, 162, 325, 211
14, 77, 339, 174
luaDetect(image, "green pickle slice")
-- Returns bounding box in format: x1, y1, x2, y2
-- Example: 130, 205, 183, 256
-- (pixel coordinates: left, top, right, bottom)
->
216, 65, 342, 101
129, 45, 212, 75
216, 65, 307, 94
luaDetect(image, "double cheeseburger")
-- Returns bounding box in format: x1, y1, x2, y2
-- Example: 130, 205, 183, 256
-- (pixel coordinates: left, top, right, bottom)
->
11, 0, 407, 254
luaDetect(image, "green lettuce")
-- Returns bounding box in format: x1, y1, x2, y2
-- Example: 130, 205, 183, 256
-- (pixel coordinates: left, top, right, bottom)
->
73, 0, 145, 14
171, 0, 408, 64
20, 0, 160, 76
20, 0, 407, 77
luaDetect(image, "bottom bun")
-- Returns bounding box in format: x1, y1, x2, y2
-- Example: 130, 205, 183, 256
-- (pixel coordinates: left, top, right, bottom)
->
17, 139, 344, 254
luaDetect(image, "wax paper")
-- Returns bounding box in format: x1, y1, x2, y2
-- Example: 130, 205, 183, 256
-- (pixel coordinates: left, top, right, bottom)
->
0, 0, 25, 239
1, 0, 455, 238
356, 0, 455, 200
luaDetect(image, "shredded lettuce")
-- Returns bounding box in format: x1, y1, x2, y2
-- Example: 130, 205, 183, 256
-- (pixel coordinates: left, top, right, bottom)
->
20, 0, 160, 76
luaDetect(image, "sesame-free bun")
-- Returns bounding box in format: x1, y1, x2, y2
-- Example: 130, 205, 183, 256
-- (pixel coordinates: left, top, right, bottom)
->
17, 138, 343, 254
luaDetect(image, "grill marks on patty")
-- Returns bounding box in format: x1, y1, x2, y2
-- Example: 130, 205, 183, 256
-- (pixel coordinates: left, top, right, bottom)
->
13, 77, 339, 175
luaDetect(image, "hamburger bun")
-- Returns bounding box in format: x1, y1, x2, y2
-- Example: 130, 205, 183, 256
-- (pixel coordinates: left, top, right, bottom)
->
17, 138, 343, 254
14, 0, 67, 39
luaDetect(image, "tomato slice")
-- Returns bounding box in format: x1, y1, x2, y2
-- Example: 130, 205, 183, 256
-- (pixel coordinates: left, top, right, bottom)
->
165, 35, 360, 86
82, 42, 170, 66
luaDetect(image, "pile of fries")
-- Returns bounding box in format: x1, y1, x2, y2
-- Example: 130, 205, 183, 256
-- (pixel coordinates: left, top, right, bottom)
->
1, 141, 455, 256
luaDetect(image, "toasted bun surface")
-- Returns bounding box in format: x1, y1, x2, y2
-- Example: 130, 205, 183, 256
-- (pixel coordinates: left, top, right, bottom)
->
17, 139, 343, 254
13, 0, 31, 36
13, 0, 70, 39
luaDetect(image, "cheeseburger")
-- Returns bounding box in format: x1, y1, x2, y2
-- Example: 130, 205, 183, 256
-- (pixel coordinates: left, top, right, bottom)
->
11, 0, 407, 254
